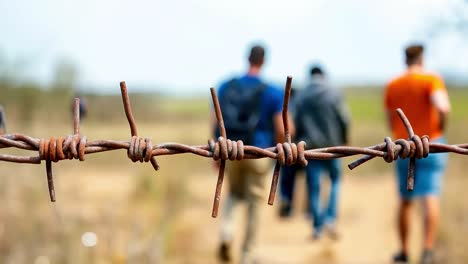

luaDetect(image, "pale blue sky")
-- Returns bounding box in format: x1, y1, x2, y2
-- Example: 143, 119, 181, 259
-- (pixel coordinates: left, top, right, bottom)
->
1, 0, 466, 94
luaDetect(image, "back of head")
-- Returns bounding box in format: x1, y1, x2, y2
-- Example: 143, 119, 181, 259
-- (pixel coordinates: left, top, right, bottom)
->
405, 44, 424, 66
248, 45, 265, 67
309, 65, 325, 77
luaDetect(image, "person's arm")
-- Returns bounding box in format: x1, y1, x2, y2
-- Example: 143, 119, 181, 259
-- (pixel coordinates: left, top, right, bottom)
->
431, 90, 450, 131
430, 77, 451, 131
264, 84, 295, 144
273, 111, 295, 143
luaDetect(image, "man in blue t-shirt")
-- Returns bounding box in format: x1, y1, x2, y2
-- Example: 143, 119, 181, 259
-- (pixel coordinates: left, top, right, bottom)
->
215, 44, 289, 263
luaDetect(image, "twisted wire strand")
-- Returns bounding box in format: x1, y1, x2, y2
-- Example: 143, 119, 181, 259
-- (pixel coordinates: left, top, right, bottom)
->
0, 79, 467, 217
3, 133, 467, 164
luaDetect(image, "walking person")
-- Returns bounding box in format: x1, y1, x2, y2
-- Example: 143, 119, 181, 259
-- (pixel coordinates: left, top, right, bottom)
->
280, 65, 350, 239
385, 44, 450, 264
71, 94, 88, 121
0, 105, 6, 135
214, 44, 292, 263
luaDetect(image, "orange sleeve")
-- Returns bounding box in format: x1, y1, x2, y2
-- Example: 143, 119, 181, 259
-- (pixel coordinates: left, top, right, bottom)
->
430, 75, 446, 94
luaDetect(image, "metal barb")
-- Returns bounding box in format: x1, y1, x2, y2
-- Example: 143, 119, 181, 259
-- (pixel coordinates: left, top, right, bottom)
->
268, 76, 293, 205
396, 108, 416, 191
210, 87, 227, 218
46, 159, 56, 202
120, 81, 139, 137
74, 98, 80, 135
120, 82, 159, 171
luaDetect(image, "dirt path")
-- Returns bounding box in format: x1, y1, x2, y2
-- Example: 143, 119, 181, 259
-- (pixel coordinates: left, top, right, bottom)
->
175, 171, 424, 264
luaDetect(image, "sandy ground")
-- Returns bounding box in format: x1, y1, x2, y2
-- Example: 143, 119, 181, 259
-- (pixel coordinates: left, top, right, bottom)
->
170, 169, 426, 264
2, 119, 454, 263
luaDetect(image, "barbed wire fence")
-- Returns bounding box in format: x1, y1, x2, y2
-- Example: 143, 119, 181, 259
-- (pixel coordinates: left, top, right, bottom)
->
1, 77, 467, 218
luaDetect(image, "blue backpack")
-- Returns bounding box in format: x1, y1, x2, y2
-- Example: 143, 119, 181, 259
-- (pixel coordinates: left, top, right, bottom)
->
217, 78, 266, 145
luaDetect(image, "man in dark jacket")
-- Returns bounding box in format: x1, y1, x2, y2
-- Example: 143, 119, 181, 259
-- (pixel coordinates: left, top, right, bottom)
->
279, 65, 350, 240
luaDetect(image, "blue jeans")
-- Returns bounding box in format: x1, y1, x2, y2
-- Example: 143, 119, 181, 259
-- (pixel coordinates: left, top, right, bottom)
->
280, 159, 341, 231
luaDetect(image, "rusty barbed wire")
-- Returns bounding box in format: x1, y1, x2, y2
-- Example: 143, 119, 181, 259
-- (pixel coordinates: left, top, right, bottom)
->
1, 78, 468, 218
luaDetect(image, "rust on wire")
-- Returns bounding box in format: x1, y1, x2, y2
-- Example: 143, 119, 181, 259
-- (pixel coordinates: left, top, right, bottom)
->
268, 76, 293, 205
210, 87, 227, 218
120, 81, 159, 171
120, 81, 139, 137
0, 77, 467, 217
74, 98, 80, 135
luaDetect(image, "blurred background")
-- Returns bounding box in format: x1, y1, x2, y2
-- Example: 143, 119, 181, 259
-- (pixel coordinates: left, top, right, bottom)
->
0, 0, 467, 263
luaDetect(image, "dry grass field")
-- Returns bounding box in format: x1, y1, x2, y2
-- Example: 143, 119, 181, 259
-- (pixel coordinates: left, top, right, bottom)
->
0, 88, 467, 263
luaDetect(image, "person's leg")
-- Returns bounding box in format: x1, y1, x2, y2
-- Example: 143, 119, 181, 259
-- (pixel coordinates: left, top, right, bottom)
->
391, 158, 412, 263
325, 159, 341, 224
242, 159, 271, 261
243, 197, 260, 263
422, 195, 439, 250
418, 150, 447, 264
279, 165, 298, 217
220, 194, 238, 244
398, 198, 413, 257
218, 161, 243, 262
219, 193, 238, 262
306, 160, 323, 237
321, 159, 341, 240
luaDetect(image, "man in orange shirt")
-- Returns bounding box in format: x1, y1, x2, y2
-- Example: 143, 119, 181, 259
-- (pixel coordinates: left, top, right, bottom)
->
385, 44, 450, 264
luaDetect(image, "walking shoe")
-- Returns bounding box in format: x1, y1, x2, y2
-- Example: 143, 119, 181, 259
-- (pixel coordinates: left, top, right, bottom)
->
420, 249, 435, 264
240, 252, 259, 264
311, 229, 323, 241
218, 242, 231, 262
278, 203, 292, 218
392, 251, 408, 263
325, 223, 340, 241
